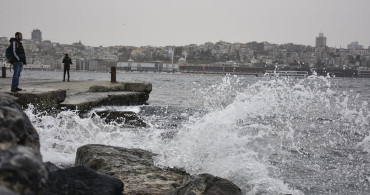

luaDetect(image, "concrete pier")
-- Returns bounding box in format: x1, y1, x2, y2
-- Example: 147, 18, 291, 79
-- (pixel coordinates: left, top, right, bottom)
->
0, 77, 152, 111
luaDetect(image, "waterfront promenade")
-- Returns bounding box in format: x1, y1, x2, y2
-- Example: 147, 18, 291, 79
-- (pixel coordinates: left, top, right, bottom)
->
0, 77, 152, 111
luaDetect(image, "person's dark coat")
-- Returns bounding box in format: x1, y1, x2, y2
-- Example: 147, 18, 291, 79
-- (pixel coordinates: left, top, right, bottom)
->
62, 57, 73, 69
11, 38, 26, 64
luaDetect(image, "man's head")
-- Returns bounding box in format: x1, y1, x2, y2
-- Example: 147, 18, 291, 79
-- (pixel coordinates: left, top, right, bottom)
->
15, 32, 22, 41
65, 54, 68, 57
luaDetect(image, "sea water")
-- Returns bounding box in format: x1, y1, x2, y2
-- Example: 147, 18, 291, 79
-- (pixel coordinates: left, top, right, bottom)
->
21, 71, 370, 194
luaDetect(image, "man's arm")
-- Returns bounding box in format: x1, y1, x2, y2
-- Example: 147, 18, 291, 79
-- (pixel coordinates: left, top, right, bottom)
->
12, 42, 20, 62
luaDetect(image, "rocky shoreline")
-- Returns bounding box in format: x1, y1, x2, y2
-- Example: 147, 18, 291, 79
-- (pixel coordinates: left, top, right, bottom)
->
0, 96, 242, 194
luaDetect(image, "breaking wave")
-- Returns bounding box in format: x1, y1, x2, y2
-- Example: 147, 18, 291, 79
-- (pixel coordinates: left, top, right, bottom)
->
25, 75, 370, 194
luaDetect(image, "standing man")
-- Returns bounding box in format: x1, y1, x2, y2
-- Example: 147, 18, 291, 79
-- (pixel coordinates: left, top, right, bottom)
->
11, 32, 26, 92
62, 54, 72, 81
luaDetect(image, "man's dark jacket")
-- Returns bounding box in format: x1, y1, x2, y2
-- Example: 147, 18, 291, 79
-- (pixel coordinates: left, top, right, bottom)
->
11, 38, 26, 64
62, 57, 73, 69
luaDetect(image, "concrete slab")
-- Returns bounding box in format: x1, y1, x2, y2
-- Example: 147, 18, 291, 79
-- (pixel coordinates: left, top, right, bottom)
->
60, 91, 149, 111
0, 77, 152, 111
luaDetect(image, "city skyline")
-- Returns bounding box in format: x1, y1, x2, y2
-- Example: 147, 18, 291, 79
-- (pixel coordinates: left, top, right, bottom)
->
1, 0, 370, 48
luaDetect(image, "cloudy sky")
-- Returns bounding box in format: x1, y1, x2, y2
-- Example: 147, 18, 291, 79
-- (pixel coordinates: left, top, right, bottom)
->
1, 0, 369, 48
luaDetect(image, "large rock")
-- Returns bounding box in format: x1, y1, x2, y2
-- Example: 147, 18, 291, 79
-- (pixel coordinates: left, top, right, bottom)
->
6, 88, 66, 111
75, 144, 189, 194
0, 97, 41, 150
0, 146, 47, 194
0, 186, 16, 195
0, 97, 47, 194
42, 163, 123, 195
93, 110, 146, 127
87, 82, 152, 94
43, 161, 60, 173
170, 173, 242, 195
88, 85, 125, 92
60, 91, 149, 111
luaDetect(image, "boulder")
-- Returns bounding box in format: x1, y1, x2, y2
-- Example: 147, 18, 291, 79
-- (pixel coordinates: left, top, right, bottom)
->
60, 91, 149, 111
170, 173, 242, 195
42, 164, 123, 195
43, 161, 60, 173
87, 82, 152, 94
107, 92, 149, 106
75, 144, 189, 194
7, 88, 66, 111
93, 110, 147, 127
87, 85, 125, 92
0, 186, 16, 195
0, 97, 47, 194
0, 97, 41, 150
0, 146, 47, 194
123, 82, 152, 94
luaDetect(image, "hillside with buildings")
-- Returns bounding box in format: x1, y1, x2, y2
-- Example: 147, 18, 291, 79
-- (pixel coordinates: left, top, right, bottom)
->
1, 30, 370, 76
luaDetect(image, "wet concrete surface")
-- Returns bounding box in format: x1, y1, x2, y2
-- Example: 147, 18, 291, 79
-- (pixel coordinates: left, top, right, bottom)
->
0, 77, 151, 111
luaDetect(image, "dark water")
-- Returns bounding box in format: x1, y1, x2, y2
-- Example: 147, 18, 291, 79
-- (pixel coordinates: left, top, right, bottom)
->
22, 71, 370, 194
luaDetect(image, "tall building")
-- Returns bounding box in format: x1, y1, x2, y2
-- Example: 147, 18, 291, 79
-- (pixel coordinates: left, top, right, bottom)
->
347, 41, 364, 50
315, 32, 327, 47
31, 29, 42, 42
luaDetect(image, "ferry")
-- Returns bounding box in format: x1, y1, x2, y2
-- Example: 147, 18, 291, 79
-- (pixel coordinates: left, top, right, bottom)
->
264, 70, 308, 78
357, 67, 370, 78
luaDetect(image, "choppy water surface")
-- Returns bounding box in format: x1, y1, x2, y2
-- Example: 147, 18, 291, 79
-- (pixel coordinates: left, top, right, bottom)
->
22, 71, 370, 194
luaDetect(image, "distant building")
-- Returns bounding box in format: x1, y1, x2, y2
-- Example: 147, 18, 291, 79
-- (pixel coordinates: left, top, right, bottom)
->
178, 57, 186, 65
88, 59, 107, 71
76, 59, 89, 70
174, 47, 183, 57
347, 41, 364, 50
31, 29, 42, 42
117, 59, 178, 72
315, 32, 326, 47
0, 37, 8, 42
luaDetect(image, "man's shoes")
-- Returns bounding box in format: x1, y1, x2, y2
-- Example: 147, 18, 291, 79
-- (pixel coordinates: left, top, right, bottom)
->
11, 88, 22, 92
63, 80, 65, 82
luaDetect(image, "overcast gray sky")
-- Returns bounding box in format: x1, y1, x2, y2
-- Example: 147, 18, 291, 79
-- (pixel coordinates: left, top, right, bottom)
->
1, 0, 369, 48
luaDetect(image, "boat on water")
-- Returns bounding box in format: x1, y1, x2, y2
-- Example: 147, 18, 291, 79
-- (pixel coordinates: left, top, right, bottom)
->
264, 70, 309, 78
357, 67, 370, 78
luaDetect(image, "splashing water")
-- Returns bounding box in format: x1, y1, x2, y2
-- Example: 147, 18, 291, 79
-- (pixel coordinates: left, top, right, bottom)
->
153, 76, 370, 194
25, 75, 370, 194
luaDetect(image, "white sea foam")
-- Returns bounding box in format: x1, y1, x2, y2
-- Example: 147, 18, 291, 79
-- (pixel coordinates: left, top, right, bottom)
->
152, 76, 369, 194
25, 75, 370, 194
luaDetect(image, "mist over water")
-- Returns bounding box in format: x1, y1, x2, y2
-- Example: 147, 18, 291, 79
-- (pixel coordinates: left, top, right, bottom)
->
22, 71, 370, 194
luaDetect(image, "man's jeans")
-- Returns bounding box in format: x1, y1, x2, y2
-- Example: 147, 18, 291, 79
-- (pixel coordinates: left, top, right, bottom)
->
11, 61, 22, 89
